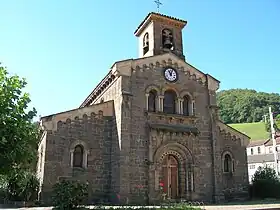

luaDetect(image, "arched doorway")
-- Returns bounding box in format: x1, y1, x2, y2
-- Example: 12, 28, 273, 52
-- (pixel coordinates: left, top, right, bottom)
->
162, 154, 179, 199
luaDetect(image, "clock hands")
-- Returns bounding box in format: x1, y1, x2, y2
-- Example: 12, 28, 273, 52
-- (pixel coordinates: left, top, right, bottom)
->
168, 69, 173, 76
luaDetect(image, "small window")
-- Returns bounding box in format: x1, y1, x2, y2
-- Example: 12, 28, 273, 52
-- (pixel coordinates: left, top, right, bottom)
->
250, 148, 253, 155
249, 165, 255, 169
183, 95, 190, 116
257, 147, 261, 154
223, 153, 234, 173
148, 90, 157, 112
73, 145, 84, 168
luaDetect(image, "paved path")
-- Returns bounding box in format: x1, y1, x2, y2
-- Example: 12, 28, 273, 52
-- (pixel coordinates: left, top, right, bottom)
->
2, 204, 280, 210
205, 203, 280, 210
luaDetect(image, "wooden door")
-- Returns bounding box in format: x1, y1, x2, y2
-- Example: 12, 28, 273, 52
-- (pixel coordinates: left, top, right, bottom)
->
162, 155, 178, 199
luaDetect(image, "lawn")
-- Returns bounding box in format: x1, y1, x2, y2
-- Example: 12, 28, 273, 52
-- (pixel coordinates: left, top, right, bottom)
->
228, 122, 269, 141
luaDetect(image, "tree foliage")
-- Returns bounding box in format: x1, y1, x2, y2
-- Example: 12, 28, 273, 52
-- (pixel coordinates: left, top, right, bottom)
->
0, 63, 39, 175
0, 169, 39, 202
251, 166, 280, 199
217, 89, 280, 124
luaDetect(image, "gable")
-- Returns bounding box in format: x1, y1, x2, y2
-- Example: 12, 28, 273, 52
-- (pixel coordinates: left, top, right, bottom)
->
80, 52, 220, 108
112, 52, 220, 92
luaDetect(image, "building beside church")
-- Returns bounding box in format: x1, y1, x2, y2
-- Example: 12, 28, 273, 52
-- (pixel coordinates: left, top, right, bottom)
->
247, 137, 280, 183
37, 12, 250, 204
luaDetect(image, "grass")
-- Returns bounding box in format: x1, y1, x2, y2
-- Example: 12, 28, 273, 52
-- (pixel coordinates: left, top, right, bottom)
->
228, 122, 269, 141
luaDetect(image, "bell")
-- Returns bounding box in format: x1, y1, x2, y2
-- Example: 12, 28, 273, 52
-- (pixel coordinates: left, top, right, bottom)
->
143, 41, 149, 48
143, 41, 149, 54
163, 39, 173, 49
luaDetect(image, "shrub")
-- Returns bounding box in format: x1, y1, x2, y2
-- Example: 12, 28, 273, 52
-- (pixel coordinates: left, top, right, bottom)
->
251, 166, 280, 198
6, 170, 39, 202
51, 180, 88, 209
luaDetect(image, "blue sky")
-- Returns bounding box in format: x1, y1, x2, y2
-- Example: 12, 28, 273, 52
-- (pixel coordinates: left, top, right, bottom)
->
0, 0, 279, 118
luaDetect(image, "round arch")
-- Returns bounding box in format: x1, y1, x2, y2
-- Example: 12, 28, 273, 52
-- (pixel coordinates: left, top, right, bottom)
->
154, 142, 194, 164
70, 140, 89, 169
161, 86, 179, 96
145, 84, 160, 94
179, 90, 193, 100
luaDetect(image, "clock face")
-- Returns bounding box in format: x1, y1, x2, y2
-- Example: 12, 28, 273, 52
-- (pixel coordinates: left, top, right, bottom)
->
164, 68, 178, 82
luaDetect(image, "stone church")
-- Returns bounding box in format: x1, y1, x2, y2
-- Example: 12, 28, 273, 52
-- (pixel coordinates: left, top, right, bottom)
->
37, 12, 250, 204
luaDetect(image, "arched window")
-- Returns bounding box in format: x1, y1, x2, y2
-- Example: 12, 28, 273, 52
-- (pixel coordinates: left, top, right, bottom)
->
183, 95, 190, 116
164, 90, 177, 114
143, 32, 149, 55
73, 145, 84, 168
224, 154, 232, 173
148, 90, 157, 112
257, 147, 261, 154
250, 148, 253, 155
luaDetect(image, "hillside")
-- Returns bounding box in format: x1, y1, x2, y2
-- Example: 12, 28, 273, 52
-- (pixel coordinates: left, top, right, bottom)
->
217, 89, 280, 124
228, 122, 269, 141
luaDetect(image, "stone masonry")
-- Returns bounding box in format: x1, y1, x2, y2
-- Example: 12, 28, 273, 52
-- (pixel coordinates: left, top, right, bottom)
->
37, 12, 250, 205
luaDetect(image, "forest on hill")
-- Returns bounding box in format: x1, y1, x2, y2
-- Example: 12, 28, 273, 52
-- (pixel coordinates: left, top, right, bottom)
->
217, 89, 280, 124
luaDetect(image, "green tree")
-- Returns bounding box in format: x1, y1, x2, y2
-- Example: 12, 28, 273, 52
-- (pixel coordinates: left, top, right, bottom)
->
266, 119, 280, 133
251, 166, 280, 198
0, 63, 39, 175
217, 89, 280, 124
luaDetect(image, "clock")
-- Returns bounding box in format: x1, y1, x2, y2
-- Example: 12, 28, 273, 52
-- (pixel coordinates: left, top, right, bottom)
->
163, 67, 178, 82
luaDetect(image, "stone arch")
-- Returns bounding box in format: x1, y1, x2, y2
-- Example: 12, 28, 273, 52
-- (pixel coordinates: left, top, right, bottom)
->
180, 90, 194, 116
152, 142, 194, 198
221, 150, 235, 173
179, 90, 193, 100
161, 86, 179, 96
159, 150, 184, 164
57, 121, 63, 129
145, 84, 160, 94
154, 142, 194, 164
70, 140, 89, 169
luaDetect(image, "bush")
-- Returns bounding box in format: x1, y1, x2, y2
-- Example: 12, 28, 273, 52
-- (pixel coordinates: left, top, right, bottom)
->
51, 180, 88, 209
5, 170, 39, 202
251, 166, 280, 199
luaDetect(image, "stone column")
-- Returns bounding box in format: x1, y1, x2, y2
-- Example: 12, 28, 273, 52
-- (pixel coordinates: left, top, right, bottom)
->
145, 93, 149, 110
192, 100, 195, 116
158, 96, 164, 112
70, 150, 74, 167
178, 98, 183, 114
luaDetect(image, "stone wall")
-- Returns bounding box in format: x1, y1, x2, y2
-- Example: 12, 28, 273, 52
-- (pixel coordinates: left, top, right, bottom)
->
215, 126, 249, 201
124, 56, 215, 203
40, 102, 119, 204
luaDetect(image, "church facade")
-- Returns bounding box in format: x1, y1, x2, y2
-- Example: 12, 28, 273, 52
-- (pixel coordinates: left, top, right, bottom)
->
37, 13, 250, 204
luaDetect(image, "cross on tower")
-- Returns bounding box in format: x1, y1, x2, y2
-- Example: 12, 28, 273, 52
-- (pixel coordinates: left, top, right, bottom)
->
154, 0, 162, 13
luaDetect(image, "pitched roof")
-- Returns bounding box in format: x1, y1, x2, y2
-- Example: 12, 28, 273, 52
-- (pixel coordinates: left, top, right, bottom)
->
247, 139, 270, 147
247, 153, 280, 164
264, 136, 280, 146
134, 12, 187, 36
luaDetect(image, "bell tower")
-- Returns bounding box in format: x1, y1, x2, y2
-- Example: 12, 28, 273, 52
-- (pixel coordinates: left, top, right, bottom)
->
134, 12, 187, 60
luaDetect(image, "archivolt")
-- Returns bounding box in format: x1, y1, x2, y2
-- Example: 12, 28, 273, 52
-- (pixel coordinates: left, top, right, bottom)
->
154, 142, 194, 164
145, 84, 160, 94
